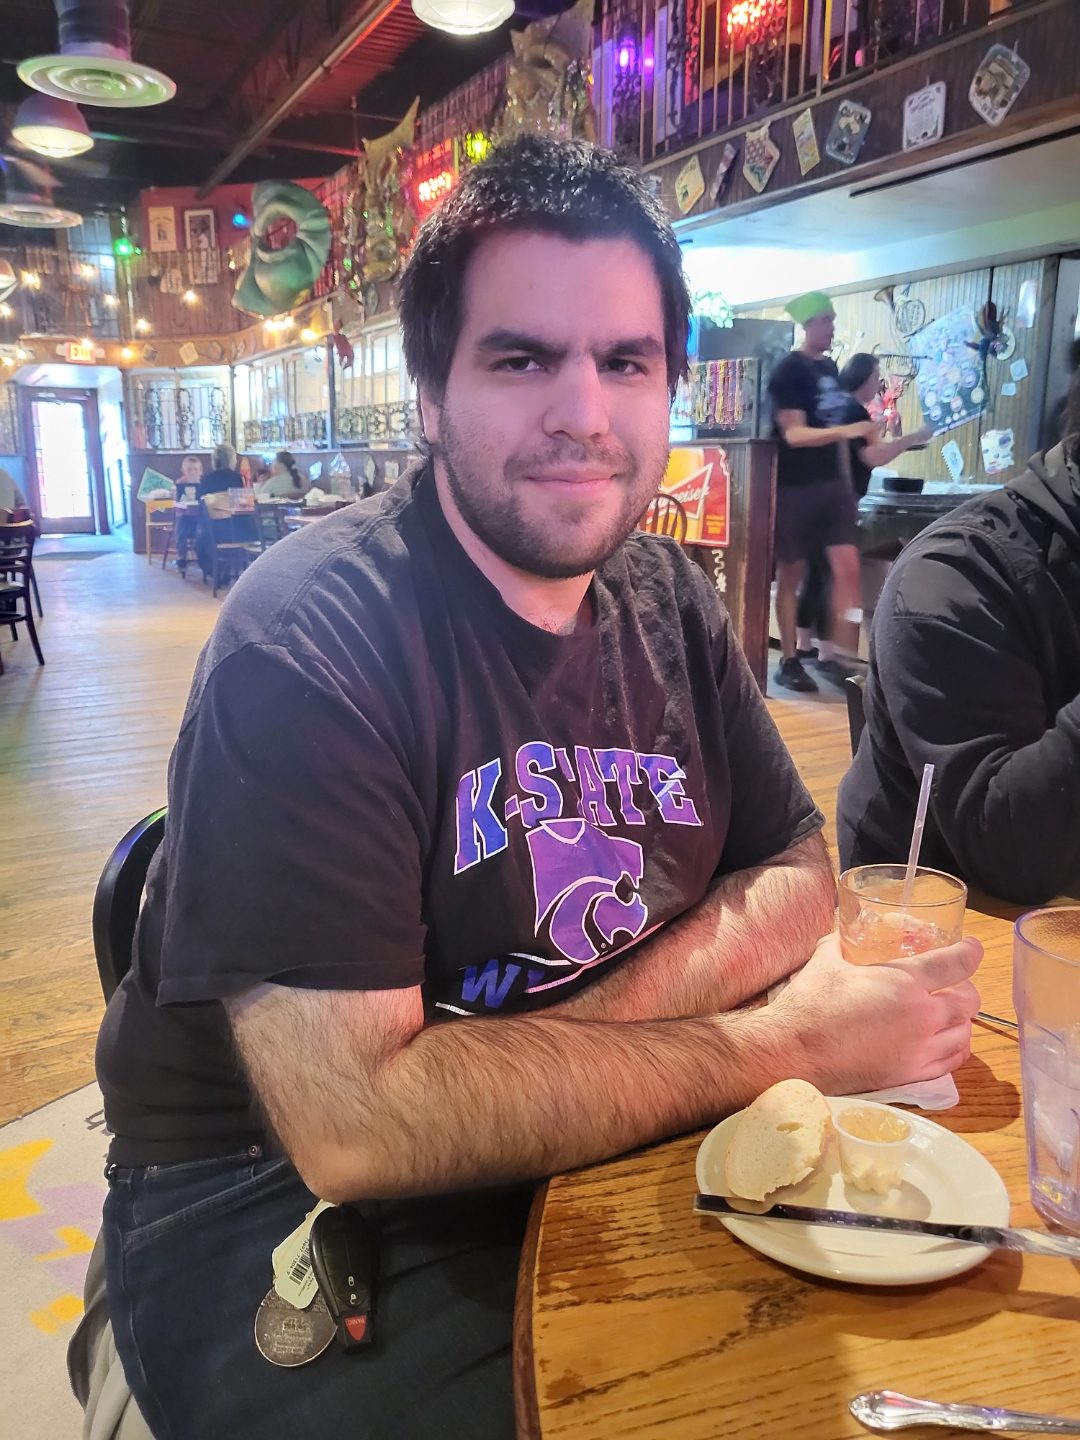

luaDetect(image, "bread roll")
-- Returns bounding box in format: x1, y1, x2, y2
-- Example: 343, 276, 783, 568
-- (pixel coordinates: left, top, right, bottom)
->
723, 1079, 831, 1202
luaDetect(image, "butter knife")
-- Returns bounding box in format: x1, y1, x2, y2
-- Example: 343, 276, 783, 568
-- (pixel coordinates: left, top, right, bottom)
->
693, 1194, 1080, 1259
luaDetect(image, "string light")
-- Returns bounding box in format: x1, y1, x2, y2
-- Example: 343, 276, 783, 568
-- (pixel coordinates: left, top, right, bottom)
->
103, 293, 119, 307
121, 346, 134, 359
1, 356, 13, 367
182, 289, 198, 304
300, 327, 317, 343
21, 271, 41, 288
114, 237, 135, 257
724, 0, 786, 44
135, 317, 151, 333
0, 303, 11, 318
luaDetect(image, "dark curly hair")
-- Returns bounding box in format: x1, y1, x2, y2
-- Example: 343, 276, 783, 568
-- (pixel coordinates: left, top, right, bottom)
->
398, 134, 691, 401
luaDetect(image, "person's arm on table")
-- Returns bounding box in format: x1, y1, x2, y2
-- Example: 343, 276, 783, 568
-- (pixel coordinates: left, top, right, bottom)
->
776, 408, 878, 449
875, 548, 1080, 904
226, 934, 980, 1204
554, 829, 833, 1021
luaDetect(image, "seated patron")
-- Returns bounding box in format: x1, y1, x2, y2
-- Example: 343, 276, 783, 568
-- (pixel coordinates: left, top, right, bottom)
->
0, 465, 28, 515
88, 137, 981, 1439
256, 450, 308, 497
198, 442, 244, 498
839, 371, 1080, 904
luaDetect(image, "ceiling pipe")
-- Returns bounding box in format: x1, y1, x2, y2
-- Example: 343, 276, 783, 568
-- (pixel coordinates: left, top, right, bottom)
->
196, 0, 403, 198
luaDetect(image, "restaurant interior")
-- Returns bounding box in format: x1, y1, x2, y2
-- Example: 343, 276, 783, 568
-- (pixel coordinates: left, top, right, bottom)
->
1, 0, 1079, 1435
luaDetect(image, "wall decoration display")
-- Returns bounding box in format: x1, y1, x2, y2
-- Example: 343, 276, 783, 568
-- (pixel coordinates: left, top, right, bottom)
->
981, 427, 1015, 474
941, 440, 966, 482
902, 82, 946, 152
910, 305, 988, 435
137, 465, 173, 500
142, 344, 159, 364
1016, 278, 1038, 329
233, 180, 332, 317
184, 208, 216, 251
1010, 357, 1028, 382
361, 99, 419, 285
709, 141, 738, 202
674, 155, 705, 214
147, 205, 177, 252
178, 342, 199, 366
159, 266, 184, 295
205, 341, 225, 363
660, 447, 731, 546
1000, 381, 1017, 396
792, 108, 820, 175
969, 45, 1030, 126
500, 0, 596, 143
825, 100, 872, 166
743, 123, 780, 194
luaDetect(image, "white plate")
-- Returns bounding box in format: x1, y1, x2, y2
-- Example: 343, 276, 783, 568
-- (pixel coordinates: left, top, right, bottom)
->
695, 1097, 1010, 1286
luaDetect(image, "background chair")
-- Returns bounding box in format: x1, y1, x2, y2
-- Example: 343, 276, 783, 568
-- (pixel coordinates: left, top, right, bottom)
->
199, 496, 261, 597
846, 673, 866, 756
254, 499, 289, 550
144, 499, 175, 567
639, 493, 688, 544
92, 807, 167, 1002
0, 520, 44, 674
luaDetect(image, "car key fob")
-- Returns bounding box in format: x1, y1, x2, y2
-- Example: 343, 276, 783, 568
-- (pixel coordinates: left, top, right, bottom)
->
309, 1205, 376, 1350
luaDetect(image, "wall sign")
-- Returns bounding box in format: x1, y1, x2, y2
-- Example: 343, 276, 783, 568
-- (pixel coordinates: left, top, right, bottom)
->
674, 155, 705, 214
743, 123, 780, 193
969, 45, 1030, 126
903, 82, 946, 151
792, 108, 820, 175
147, 205, 177, 252
709, 142, 738, 202
660, 447, 731, 546
825, 100, 872, 165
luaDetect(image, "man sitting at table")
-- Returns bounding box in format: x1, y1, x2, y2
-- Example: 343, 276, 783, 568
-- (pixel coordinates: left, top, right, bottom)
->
838, 369, 1080, 904
87, 136, 981, 1440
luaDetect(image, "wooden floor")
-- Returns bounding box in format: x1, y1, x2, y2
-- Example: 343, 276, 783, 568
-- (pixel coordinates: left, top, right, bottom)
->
0, 535, 222, 1125
0, 543, 851, 1124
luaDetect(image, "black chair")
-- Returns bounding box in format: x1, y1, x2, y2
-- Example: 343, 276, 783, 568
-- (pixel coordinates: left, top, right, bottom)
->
92, 807, 167, 1002
8, 506, 42, 617
846, 673, 866, 757
199, 496, 261, 597
0, 520, 44, 674
254, 499, 288, 551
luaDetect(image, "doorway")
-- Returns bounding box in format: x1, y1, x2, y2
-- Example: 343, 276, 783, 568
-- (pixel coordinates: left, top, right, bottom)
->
23, 388, 109, 534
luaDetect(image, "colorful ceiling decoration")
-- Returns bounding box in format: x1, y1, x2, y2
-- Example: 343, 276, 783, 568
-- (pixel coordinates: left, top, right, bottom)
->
232, 181, 332, 317
361, 99, 419, 285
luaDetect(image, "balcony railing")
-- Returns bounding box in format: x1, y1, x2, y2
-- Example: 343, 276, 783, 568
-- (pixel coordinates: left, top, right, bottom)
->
126, 373, 231, 451
242, 411, 329, 448
335, 400, 418, 446
597, 0, 1032, 161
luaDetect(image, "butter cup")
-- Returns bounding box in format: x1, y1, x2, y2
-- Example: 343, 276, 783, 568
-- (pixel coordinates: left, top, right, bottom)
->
836, 1103, 913, 1195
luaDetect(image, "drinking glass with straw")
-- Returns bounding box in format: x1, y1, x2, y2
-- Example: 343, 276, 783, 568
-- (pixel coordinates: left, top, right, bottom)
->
838, 763, 968, 965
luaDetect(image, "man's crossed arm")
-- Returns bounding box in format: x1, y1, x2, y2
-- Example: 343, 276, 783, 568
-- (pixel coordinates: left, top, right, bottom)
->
226, 831, 980, 1203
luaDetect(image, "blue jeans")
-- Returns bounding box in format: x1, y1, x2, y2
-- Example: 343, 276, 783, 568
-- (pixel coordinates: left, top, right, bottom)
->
103, 1150, 533, 1439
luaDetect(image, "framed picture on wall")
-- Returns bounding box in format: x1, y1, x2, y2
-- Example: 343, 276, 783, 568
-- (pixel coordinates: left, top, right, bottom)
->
147, 205, 177, 252
183, 208, 218, 283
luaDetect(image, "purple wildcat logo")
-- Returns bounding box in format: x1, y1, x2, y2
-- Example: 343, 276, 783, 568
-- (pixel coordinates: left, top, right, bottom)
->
526, 818, 648, 964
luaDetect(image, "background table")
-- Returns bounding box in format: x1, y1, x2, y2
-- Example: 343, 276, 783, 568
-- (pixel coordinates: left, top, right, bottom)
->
515, 898, 1080, 1439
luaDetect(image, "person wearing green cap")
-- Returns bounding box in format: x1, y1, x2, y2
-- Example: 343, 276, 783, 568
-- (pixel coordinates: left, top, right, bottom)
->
767, 292, 878, 693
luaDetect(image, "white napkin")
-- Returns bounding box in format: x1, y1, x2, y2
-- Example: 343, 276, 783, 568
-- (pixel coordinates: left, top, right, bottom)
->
765, 978, 960, 1111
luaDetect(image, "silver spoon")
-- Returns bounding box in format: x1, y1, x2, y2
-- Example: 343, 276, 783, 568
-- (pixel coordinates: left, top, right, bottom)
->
850, 1390, 1080, 1434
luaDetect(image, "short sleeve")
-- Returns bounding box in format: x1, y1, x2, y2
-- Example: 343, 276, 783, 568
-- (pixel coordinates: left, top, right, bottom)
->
156, 643, 428, 1005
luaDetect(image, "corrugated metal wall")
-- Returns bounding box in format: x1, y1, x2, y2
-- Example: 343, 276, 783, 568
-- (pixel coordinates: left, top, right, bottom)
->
739, 256, 1053, 486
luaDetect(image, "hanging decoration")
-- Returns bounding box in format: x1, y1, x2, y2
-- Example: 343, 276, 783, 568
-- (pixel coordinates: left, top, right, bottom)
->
792, 108, 819, 175
723, 0, 787, 48
499, 0, 596, 143
709, 141, 738, 203
692, 291, 734, 330
413, 138, 458, 221
330, 318, 355, 371
361, 100, 419, 285
825, 99, 872, 165
232, 181, 332, 317
910, 305, 989, 435
690, 359, 746, 428
674, 155, 705, 214
742, 122, 780, 193
980, 428, 1015, 475
903, 82, 946, 151
969, 45, 1030, 127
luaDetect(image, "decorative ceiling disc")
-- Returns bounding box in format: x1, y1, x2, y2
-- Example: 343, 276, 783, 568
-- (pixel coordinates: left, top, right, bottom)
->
18, 53, 175, 107
0, 201, 82, 228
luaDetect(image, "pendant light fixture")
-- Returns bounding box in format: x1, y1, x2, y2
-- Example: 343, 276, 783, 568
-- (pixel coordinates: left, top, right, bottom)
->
410, 0, 514, 37
18, 0, 175, 108
12, 93, 93, 158
0, 200, 82, 228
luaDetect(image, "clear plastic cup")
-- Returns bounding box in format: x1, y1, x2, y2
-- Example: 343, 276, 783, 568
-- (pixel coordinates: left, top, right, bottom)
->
838, 864, 967, 965
1014, 907, 1080, 1235
835, 1102, 913, 1194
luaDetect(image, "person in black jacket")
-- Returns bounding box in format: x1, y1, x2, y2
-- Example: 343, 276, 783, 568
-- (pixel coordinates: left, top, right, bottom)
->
197, 442, 243, 499
838, 377, 1080, 904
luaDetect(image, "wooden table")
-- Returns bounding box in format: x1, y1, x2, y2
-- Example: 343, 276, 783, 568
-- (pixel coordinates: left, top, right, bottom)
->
515, 897, 1080, 1439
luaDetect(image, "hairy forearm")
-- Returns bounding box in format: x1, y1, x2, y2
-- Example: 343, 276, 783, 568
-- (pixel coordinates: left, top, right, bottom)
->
552, 831, 835, 1022
231, 986, 796, 1203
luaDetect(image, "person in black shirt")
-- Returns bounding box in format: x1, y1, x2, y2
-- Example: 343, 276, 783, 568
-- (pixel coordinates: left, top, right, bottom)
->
83, 140, 981, 1440
768, 292, 878, 692
197, 441, 244, 498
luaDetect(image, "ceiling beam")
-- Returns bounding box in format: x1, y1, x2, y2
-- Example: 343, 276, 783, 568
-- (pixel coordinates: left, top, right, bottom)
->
196, 0, 402, 197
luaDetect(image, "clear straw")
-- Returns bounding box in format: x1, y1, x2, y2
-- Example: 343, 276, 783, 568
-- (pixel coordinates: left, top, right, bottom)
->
901, 762, 935, 911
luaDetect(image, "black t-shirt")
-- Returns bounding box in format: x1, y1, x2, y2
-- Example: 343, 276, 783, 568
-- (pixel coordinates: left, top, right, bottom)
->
769, 352, 848, 486
97, 464, 823, 1166
841, 397, 873, 499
